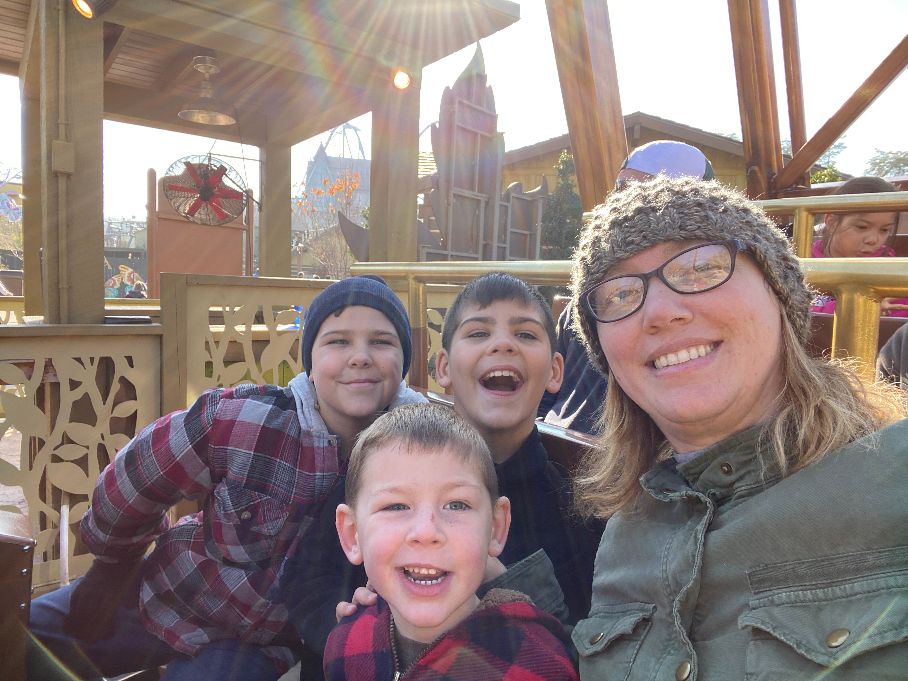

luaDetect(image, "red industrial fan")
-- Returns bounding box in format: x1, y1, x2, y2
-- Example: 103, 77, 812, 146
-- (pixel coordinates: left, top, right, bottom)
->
162, 154, 247, 225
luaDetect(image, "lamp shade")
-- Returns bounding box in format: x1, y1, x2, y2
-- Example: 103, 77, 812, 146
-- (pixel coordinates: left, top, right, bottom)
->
178, 56, 236, 126
71, 0, 118, 19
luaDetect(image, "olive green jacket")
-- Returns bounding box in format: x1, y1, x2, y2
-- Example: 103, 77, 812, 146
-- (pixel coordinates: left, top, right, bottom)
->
574, 419, 908, 680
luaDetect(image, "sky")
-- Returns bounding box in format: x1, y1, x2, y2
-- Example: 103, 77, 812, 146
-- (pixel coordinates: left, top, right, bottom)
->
0, 0, 905, 218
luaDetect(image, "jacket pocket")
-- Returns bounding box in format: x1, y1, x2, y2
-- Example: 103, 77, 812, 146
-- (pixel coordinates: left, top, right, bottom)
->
741, 548, 908, 680
205, 481, 289, 566
572, 602, 654, 681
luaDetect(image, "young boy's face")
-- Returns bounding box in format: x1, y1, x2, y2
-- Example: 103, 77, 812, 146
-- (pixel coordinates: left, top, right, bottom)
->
336, 442, 510, 643
435, 299, 563, 450
310, 305, 404, 441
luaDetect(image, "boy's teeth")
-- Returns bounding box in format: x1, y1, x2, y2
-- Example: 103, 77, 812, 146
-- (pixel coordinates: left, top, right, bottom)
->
653, 343, 715, 369
485, 370, 516, 378
403, 566, 446, 585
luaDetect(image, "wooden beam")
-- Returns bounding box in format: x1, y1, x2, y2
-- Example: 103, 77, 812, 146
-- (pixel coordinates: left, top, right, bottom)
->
726, 0, 782, 198
546, 0, 626, 210
370, 76, 421, 262
266, 86, 371, 148
259, 143, 292, 277
773, 35, 908, 193
778, 0, 807, 187
102, 24, 131, 75
104, 0, 389, 91
102, 82, 269, 145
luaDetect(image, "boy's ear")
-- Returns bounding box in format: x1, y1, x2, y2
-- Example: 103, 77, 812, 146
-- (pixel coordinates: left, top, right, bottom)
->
435, 348, 452, 389
545, 351, 565, 395
335, 504, 363, 565
487, 496, 511, 558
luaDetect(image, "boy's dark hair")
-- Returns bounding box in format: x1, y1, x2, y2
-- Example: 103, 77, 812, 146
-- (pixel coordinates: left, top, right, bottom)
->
345, 404, 498, 505
441, 272, 557, 352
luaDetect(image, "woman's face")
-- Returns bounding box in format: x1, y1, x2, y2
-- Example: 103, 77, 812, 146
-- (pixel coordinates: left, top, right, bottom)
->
824, 211, 898, 257
596, 241, 785, 453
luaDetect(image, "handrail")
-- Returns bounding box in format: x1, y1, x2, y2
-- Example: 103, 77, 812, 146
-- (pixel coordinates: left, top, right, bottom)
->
756, 191, 908, 257
354, 257, 908, 384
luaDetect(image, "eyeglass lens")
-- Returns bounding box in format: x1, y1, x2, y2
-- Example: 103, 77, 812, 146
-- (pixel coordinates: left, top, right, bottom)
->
588, 242, 735, 322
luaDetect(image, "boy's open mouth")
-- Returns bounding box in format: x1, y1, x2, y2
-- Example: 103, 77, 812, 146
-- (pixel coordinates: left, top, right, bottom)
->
403, 566, 447, 585
480, 369, 522, 392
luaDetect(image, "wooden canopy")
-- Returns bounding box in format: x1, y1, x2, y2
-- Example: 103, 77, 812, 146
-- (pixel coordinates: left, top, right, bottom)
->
1, 0, 519, 322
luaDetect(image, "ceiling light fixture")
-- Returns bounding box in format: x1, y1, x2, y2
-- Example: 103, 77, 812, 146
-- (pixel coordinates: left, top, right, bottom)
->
392, 69, 412, 90
71, 0, 118, 19
178, 56, 237, 126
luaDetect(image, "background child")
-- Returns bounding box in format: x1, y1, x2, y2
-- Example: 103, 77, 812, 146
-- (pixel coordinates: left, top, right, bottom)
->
324, 404, 577, 681
29, 275, 425, 681
811, 176, 907, 317
434, 272, 603, 624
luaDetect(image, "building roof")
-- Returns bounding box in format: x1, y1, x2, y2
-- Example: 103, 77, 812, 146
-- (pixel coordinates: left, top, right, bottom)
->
503, 111, 746, 165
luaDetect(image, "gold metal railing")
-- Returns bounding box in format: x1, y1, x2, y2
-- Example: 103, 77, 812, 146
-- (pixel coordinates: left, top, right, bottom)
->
354, 257, 908, 383
758, 191, 908, 257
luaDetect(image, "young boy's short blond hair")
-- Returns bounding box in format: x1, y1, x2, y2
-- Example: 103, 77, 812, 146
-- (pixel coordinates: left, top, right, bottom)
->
345, 404, 498, 505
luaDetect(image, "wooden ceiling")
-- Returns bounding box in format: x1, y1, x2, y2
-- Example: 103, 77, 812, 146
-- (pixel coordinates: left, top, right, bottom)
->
0, 0, 519, 146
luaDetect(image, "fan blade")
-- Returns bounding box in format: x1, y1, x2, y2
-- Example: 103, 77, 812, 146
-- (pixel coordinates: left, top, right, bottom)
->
211, 185, 245, 200
185, 197, 204, 217
183, 162, 204, 186
207, 165, 229, 188
207, 198, 230, 221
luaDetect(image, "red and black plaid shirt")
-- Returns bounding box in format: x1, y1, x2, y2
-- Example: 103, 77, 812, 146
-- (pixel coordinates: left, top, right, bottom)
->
323, 589, 578, 680
81, 383, 343, 669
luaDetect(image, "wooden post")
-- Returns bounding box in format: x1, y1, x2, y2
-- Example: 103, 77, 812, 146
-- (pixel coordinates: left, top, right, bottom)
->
778, 0, 809, 190
259, 142, 291, 276
26, 1, 105, 323
546, 0, 627, 210
370, 73, 420, 262
727, 0, 782, 198
773, 35, 908, 193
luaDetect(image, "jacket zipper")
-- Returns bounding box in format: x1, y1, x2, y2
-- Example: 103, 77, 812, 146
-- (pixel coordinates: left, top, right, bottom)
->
390, 615, 445, 680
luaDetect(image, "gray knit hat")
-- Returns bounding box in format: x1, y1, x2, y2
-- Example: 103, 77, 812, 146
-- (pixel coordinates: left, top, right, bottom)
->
571, 176, 812, 375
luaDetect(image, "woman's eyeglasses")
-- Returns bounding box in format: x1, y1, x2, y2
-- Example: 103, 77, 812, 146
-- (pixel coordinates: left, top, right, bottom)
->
580, 240, 748, 323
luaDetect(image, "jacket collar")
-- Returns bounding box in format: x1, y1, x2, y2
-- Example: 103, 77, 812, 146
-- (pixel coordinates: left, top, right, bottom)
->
641, 424, 784, 503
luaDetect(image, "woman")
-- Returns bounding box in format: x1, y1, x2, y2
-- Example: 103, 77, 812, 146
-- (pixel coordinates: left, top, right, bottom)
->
811, 175, 907, 317
569, 177, 907, 679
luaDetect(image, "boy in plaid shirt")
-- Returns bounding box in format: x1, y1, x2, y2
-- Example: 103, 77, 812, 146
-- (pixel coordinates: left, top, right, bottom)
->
323, 404, 576, 680
28, 276, 426, 681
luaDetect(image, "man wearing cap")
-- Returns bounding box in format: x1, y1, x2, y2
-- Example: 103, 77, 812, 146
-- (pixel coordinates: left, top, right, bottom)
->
29, 276, 427, 680
539, 140, 715, 434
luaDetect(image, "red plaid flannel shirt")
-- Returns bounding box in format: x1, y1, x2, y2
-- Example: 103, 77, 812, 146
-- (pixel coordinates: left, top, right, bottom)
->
80, 383, 342, 668
323, 589, 578, 680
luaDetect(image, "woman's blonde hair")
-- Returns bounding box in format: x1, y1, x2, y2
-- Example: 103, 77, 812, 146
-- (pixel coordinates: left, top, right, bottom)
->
573, 311, 907, 519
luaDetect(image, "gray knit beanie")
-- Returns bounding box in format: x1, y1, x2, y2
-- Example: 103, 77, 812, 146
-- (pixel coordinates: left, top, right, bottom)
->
570, 176, 812, 375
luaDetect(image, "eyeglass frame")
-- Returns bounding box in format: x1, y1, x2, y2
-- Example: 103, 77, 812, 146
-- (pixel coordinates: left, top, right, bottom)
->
580, 239, 749, 324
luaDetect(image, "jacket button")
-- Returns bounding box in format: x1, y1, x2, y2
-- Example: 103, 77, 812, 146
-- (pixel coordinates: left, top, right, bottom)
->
826, 628, 850, 648
675, 660, 692, 680
588, 631, 604, 645
719, 462, 733, 475
239, 510, 252, 521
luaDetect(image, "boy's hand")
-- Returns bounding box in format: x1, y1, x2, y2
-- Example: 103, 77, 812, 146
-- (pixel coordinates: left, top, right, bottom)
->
63, 557, 143, 642
484, 556, 507, 582
335, 585, 378, 622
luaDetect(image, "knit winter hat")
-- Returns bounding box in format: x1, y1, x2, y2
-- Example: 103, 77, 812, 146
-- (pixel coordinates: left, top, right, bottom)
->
617, 140, 714, 187
571, 176, 812, 375
302, 275, 412, 379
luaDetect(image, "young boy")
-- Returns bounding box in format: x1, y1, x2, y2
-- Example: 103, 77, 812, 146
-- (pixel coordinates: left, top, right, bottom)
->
28, 275, 426, 681
434, 272, 603, 624
324, 404, 577, 680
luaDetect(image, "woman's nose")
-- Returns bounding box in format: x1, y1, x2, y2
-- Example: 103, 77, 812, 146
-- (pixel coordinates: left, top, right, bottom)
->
639, 279, 693, 330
